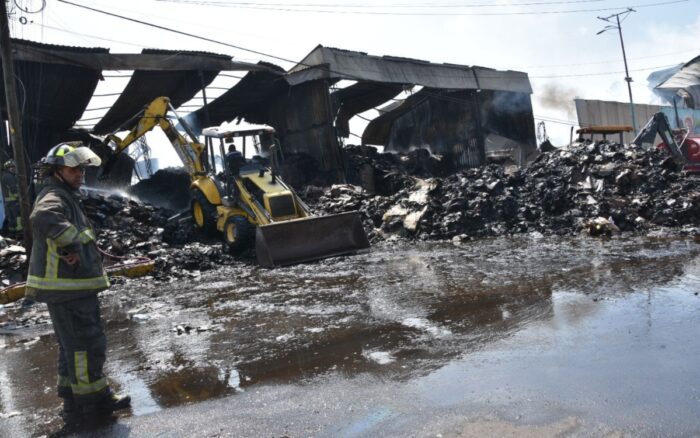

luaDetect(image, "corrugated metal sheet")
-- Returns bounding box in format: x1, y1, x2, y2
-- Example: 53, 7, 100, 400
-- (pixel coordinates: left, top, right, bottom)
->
13, 44, 265, 72
364, 89, 536, 167
656, 55, 700, 108
0, 39, 107, 161
574, 99, 663, 143
287, 45, 532, 94
362, 89, 432, 146
192, 62, 286, 127
363, 88, 489, 167
266, 80, 342, 175
92, 49, 230, 135
473, 66, 532, 94
331, 82, 404, 137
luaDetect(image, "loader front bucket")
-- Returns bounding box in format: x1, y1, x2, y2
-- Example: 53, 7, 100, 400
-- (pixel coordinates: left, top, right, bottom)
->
255, 211, 370, 268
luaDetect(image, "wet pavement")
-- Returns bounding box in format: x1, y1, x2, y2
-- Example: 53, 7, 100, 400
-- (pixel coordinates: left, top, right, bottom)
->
1, 234, 699, 437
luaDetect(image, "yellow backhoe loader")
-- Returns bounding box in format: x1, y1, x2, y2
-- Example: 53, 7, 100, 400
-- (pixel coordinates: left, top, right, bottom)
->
99, 96, 369, 267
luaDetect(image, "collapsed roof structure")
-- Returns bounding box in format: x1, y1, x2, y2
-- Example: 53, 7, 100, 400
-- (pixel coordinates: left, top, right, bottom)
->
1, 40, 536, 184
0, 38, 267, 162
195, 45, 536, 181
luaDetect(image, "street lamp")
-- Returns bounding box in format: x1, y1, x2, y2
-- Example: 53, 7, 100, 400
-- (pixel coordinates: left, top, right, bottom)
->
597, 8, 637, 133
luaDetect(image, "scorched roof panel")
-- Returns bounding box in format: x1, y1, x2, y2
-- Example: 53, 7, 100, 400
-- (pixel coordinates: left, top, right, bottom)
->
92, 49, 231, 135
287, 45, 531, 94
193, 62, 286, 127
0, 39, 107, 159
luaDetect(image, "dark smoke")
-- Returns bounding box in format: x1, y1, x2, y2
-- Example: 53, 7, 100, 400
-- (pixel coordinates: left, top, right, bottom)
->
537, 83, 579, 117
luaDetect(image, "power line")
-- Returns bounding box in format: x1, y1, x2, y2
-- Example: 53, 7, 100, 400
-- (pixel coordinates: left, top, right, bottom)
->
29, 20, 147, 48
516, 49, 696, 69
157, 0, 607, 8
155, 0, 687, 15
528, 63, 678, 78
56, 1, 686, 82
534, 114, 578, 125
55, 0, 674, 132
57, 0, 300, 66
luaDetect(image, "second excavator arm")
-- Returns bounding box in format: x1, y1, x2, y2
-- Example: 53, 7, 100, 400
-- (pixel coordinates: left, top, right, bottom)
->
632, 112, 687, 161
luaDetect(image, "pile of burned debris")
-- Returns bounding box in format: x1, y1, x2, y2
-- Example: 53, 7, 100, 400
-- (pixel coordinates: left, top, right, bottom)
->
0, 236, 26, 287
2, 141, 698, 287
128, 167, 191, 211
82, 192, 241, 281
306, 142, 700, 242
0, 190, 239, 287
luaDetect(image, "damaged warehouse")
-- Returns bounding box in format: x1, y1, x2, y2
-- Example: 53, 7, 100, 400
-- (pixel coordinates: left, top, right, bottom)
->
1, 41, 536, 188
193, 45, 537, 185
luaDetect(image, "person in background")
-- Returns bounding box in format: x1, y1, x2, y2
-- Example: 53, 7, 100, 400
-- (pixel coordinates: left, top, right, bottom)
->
1, 159, 22, 237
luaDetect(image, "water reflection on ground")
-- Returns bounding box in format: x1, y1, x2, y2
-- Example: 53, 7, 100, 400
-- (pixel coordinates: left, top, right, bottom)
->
0, 235, 698, 436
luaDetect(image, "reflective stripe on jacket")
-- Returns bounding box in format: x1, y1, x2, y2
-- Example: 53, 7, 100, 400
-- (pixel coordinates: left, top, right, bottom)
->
26, 178, 109, 303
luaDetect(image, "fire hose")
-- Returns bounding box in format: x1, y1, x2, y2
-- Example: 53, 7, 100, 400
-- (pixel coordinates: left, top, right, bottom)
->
0, 246, 155, 305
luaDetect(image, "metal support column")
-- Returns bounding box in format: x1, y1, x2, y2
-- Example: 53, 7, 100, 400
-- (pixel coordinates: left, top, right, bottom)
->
0, 0, 32, 248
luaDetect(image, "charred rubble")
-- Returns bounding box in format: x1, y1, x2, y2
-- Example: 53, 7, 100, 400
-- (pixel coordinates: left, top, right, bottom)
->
0, 188, 240, 287
82, 192, 243, 282
305, 142, 700, 242
2, 141, 699, 288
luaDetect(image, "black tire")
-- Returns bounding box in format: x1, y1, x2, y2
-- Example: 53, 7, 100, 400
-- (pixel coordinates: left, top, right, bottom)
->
191, 189, 218, 235
222, 215, 253, 253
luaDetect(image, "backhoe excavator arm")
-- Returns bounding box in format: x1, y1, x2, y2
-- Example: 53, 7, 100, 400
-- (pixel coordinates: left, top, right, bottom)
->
100, 96, 207, 178
632, 112, 686, 161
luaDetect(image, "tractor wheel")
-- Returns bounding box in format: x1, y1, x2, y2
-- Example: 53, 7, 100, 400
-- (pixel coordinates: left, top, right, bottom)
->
191, 189, 218, 235
222, 215, 253, 253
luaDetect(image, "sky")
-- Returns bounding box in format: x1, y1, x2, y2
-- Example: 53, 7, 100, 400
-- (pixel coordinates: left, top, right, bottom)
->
6, 0, 700, 168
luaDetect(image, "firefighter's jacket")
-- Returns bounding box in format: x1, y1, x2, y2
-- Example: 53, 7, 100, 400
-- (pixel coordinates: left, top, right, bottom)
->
26, 177, 109, 303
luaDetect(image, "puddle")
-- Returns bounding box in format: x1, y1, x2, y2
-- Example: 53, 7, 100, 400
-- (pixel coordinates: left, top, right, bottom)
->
0, 235, 698, 436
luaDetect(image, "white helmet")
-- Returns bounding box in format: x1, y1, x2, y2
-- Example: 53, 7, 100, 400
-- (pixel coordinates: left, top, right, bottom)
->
44, 143, 102, 168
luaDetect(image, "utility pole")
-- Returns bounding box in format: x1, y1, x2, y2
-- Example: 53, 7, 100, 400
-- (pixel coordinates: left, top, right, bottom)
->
598, 8, 637, 133
0, 0, 32, 249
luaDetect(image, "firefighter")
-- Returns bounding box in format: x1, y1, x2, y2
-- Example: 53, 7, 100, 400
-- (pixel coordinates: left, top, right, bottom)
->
1, 159, 22, 237
25, 143, 130, 424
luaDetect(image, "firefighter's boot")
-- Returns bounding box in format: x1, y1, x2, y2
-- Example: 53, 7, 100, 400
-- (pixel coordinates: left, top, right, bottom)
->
90, 391, 131, 414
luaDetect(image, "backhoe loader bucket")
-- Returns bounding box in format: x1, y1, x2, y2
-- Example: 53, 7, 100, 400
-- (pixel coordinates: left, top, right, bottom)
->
255, 211, 370, 268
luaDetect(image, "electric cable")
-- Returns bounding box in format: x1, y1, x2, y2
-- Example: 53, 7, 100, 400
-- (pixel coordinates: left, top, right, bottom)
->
56, 0, 689, 81
55, 0, 682, 133
156, 0, 607, 8
154, 0, 687, 15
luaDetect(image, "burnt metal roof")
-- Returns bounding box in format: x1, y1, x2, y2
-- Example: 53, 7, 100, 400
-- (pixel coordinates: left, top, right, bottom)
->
331, 82, 405, 137
92, 49, 230, 135
287, 45, 532, 94
13, 42, 266, 72
2, 39, 270, 159
0, 39, 107, 160
362, 88, 434, 145
192, 62, 286, 127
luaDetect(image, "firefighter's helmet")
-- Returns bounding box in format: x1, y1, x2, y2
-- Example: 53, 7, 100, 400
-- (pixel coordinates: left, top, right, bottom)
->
43, 143, 101, 168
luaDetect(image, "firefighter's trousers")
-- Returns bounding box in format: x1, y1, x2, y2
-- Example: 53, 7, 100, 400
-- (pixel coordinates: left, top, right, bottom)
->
47, 295, 110, 405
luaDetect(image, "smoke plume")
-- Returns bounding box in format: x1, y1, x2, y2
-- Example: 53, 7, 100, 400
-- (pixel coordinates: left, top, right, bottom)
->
536, 83, 579, 117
